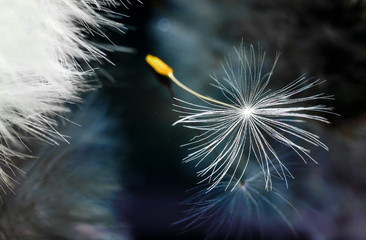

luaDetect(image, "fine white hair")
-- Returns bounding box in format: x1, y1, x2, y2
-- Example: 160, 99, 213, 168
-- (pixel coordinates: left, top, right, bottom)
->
174, 43, 334, 191
0, 0, 124, 187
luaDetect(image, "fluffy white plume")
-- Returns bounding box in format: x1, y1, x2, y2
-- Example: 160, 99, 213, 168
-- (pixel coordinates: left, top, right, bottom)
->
0, 97, 130, 239
0, 0, 123, 187
173, 43, 334, 191
176, 164, 296, 239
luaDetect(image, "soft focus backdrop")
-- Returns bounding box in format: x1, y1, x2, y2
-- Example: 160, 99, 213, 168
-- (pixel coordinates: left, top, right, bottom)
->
97, 1, 366, 239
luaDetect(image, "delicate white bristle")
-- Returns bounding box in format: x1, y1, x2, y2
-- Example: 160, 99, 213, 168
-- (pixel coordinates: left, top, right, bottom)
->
174, 43, 334, 191
0, 0, 124, 186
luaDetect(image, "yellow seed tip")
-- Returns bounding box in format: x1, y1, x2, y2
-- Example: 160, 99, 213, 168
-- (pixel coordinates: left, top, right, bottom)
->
146, 54, 173, 77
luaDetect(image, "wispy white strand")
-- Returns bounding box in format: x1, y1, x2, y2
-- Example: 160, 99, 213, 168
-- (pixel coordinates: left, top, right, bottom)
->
173, 43, 335, 190
175, 166, 296, 239
0, 0, 126, 187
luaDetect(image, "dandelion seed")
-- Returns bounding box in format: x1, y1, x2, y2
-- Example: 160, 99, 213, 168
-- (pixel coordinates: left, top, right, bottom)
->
175, 164, 297, 239
0, 0, 128, 187
146, 43, 334, 190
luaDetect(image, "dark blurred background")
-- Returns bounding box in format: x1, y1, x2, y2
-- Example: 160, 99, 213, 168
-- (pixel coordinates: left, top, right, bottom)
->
95, 0, 366, 239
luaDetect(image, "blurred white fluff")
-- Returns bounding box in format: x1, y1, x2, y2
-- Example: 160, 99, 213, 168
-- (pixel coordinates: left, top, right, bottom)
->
0, 96, 130, 239
176, 164, 296, 239
0, 0, 122, 186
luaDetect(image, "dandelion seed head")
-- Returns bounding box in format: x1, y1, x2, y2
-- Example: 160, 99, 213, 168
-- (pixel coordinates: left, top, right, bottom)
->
176, 164, 297, 239
241, 107, 254, 118
172, 43, 334, 191
0, 0, 126, 187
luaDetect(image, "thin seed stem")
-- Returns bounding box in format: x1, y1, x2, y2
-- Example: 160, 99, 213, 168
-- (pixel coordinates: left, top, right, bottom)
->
146, 54, 239, 110
168, 73, 239, 110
